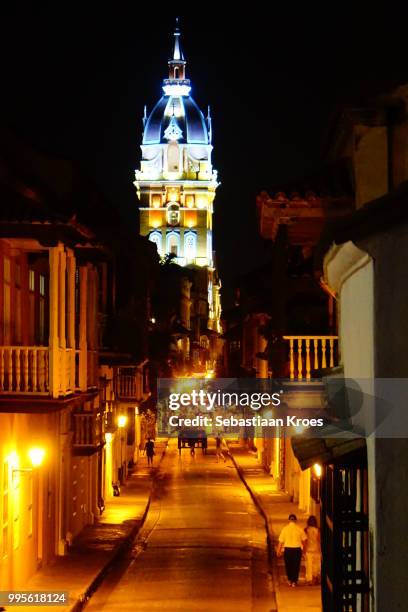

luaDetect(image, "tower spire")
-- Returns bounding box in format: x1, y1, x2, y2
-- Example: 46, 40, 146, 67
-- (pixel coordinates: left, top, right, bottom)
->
168, 18, 186, 80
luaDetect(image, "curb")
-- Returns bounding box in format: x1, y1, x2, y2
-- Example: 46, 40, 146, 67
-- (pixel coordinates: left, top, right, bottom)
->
226, 444, 279, 612
70, 441, 168, 612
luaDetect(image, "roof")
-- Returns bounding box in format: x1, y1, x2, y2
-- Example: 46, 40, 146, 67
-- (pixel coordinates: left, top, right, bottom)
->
143, 95, 209, 145
291, 431, 366, 470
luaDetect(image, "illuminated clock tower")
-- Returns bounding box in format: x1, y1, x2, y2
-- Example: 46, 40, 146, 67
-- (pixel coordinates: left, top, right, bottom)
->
135, 20, 221, 332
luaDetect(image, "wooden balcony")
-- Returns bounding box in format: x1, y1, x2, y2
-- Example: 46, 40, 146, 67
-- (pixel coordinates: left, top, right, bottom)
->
114, 367, 143, 402
0, 345, 97, 397
283, 335, 339, 380
72, 409, 104, 454
0, 346, 76, 396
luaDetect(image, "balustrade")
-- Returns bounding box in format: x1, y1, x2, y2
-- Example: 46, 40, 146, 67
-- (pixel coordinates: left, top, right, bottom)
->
0, 347, 49, 393
0, 346, 79, 395
283, 335, 338, 380
114, 368, 142, 400
72, 410, 103, 447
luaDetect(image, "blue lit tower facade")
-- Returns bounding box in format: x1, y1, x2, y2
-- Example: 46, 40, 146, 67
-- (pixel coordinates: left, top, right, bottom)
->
135, 22, 221, 335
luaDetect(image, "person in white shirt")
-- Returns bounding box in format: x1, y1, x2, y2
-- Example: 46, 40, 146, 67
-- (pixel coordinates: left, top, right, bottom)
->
277, 514, 307, 586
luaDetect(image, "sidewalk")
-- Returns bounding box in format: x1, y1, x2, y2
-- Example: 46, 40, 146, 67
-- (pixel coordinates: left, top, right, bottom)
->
227, 441, 322, 612
16, 440, 167, 612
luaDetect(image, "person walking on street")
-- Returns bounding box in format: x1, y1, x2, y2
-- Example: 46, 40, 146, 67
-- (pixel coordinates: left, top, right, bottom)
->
277, 514, 307, 587
215, 434, 226, 463
145, 438, 155, 466
304, 515, 321, 585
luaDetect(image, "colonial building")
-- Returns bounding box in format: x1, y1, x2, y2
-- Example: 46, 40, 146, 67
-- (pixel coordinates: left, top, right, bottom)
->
301, 84, 408, 612
134, 22, 222, 352
0, 131, 155, 591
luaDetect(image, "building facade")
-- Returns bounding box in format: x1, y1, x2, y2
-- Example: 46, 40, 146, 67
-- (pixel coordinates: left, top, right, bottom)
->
0, 131, 155, 591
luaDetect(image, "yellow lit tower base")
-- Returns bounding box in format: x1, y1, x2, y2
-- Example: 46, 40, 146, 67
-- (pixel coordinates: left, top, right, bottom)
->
134, 21, 222, 335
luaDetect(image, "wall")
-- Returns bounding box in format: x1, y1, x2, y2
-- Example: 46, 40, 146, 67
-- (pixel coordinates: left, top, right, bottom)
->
0, 412, 58, 590
353, 125, 388, 209
326, 241, 376, 609
359, 224, 408, 612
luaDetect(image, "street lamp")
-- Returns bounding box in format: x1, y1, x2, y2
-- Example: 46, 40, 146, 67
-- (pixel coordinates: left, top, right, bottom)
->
13, 446, 46, 475
118, 415, 128, 483
118, 415, 128, 429
313, 463, 322, 478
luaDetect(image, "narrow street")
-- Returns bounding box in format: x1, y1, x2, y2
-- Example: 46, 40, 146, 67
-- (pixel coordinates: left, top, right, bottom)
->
85, 440, 274, 612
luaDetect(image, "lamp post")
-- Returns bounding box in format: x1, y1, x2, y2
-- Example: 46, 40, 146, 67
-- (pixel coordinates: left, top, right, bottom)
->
117, 415, 128, 484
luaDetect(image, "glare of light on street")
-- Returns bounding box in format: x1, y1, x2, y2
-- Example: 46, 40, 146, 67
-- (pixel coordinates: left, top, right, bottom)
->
313, 463, 322, 478
28, 447, 46, 468
118, 415, 128, 428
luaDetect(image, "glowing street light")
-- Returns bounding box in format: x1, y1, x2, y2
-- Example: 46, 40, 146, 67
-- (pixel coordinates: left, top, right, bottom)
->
28, 447, 46, 468
12, 446, 46, 476
313, 463, 322, 478
118, 415, 128, 428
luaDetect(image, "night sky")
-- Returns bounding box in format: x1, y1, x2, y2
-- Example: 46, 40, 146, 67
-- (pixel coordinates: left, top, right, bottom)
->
2, 4, 407, 305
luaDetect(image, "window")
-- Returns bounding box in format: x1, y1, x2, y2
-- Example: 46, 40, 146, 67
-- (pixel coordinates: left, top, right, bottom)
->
166, 232, 180, 257
184, 232, 197, 261
29, 269, 35, 345
15, 262, 22, 344
3, 257, 11, 344
29, 269, 35, 292
185, 195, 195, 208
167, 142, 179, 172
151, 194, 162, 208
149, 231, 162, 256
39, 274, 46, 345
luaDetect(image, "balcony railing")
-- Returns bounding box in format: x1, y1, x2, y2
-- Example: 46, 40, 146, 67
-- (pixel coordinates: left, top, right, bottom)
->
0, 346, 49, 393
283, 335, 339, 380
0, 345, 88, 396
72, 410, 104, 451
114, 368, 143, 401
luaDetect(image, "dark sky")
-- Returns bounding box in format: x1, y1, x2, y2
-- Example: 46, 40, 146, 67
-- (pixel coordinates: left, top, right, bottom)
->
2, 4, 408, 305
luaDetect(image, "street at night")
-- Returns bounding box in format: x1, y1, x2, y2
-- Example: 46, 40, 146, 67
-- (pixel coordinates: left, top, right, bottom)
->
86, 440, 272, 612
2, 6, 408, 611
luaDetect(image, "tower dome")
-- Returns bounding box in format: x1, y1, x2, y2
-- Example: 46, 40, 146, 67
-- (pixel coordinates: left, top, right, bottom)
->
142, 20, 210, 146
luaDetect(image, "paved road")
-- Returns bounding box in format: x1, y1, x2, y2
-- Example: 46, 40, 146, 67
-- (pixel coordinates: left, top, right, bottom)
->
86, 439, 275, 611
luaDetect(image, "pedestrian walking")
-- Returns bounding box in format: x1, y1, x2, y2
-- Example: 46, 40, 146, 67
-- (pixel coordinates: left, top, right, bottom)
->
188, 439, 195, 456
215, 434, 226, 462
145, 438, 155, 466
304, 515, 321, 585
277, 514, 307, 587
201, 436, 208, 455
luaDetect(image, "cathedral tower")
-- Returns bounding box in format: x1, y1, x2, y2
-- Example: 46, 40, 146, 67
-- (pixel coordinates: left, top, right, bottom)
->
135, 20, 221, 333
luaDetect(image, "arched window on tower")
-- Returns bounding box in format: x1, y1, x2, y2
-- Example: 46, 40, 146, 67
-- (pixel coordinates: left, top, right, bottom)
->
149, 231, 162, 256
184, 232, 197, 262
167, 142, 179, 172
174, 67, 179, 79
166, 232, 180, 257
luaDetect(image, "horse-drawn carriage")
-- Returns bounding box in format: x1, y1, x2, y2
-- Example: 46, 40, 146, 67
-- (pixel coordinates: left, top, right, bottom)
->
177, 429, 208, 454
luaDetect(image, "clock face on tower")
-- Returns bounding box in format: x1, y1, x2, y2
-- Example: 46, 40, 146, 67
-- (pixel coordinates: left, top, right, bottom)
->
167, 204, 180, 226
